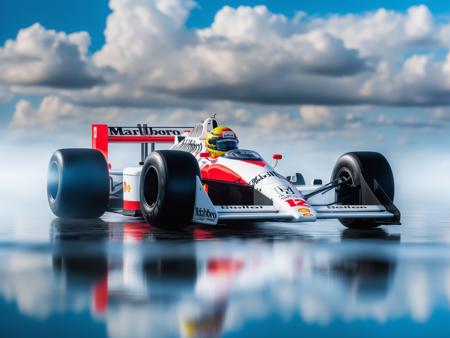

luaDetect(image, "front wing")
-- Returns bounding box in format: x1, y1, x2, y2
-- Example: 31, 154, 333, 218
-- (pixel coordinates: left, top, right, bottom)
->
191, 177, 398, 226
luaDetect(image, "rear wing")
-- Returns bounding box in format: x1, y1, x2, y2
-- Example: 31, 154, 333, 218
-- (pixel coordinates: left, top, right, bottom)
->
92, 124, 193, 162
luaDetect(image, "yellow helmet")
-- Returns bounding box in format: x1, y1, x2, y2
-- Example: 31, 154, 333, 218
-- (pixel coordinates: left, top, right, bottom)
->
206, 126, 239, 157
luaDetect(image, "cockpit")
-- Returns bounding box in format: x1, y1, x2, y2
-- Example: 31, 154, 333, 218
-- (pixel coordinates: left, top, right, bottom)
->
223, 149, 263, 161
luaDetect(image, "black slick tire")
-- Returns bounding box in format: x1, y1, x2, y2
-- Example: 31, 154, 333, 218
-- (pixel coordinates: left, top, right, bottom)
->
140, 150, 200, 230
47, 149, 109, 218
331, 152, 395, 229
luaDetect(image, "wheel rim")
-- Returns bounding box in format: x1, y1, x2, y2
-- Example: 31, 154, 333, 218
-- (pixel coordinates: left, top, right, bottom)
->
143, 166, 159, 207
337, 168, 359, 205
48, 161, 59, 202
339, 170, 353, 186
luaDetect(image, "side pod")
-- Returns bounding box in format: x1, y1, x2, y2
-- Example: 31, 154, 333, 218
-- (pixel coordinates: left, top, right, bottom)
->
192, 177, 219, 225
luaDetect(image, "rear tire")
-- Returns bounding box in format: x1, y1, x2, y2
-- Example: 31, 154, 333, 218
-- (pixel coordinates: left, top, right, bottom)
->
331, 152, 395, 229
140, 150, 200, 230
47, 149, 109, 218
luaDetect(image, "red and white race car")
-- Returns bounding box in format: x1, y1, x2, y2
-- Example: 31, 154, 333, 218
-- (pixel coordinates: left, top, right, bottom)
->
47, 117, 400, 229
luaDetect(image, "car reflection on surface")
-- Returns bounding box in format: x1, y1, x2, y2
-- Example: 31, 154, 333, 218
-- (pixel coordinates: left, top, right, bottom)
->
2, 218, 450, 338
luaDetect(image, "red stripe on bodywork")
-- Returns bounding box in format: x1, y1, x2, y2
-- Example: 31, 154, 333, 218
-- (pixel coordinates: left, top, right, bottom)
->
92, 124, 109, 160
242, 160, 266, 167
109, 135, 175, 143
124, 200, 140, 210
201, 164, 246, 184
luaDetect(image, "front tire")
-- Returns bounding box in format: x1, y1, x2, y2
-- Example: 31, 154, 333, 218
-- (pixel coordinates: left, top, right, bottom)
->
47, 149, 109, 218
140, 150, 200, 230
331, 152, 395, 229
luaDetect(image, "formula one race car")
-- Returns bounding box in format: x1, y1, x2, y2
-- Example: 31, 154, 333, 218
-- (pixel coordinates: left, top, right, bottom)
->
47, 117, 400, 230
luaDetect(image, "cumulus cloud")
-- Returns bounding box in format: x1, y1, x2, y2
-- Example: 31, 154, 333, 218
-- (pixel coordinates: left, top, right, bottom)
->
7, 94, 203, 140
220, 105, 366, 145
0, 23, 106, 89
312, 5, 436, 59
3, 1, 450, 136
9, 96, 126, 137
87, 2, 450, 107
298, 105, 363, 131
198, 6, 367, 77
92, 2, 368, 106
300, 106, 333, 126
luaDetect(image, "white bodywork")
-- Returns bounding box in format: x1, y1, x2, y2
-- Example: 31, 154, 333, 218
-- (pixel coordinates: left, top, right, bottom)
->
173, 118, 395, 225
123, 166, 141, 207
120, 117, 396, 225
192, 177, 394, 225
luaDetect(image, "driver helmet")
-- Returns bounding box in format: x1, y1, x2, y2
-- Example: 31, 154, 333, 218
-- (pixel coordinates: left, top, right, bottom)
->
206, 126, 239, 157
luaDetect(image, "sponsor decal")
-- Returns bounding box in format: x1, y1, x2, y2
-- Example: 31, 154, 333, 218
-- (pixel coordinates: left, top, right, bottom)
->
220, 205, 264, 210
327, 205, 368, 209
195, 207, 217, 221
286, 198, 309, 207
109, 126, 182, 136
249, 171, 277, 186
222, 131, 236, 138
298, 208, 311, 213
303, 213, 314, 217
123, 182, 131, 193
274, 185, 296, 197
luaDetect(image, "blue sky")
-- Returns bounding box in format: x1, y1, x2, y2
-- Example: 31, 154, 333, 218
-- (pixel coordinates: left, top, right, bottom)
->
1, 0, 450, 161
2, 0, 450, 52
1, 0, 450, 203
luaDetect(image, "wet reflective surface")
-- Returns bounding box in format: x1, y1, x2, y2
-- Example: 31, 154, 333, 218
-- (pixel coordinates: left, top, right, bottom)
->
1, 199, 450, 337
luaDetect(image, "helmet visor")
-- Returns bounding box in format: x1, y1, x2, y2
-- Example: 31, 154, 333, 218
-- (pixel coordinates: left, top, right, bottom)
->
214, 138, 239, 152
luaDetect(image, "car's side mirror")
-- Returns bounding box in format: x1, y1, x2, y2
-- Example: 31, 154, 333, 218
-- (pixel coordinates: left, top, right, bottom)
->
199, 152, 210, 158
272, 154, 282, 168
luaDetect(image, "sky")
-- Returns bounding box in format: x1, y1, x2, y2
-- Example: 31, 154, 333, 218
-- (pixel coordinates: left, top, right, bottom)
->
2, 1, 450, 51
0, 0, 450, 193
